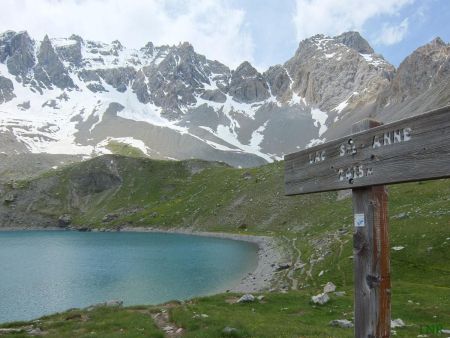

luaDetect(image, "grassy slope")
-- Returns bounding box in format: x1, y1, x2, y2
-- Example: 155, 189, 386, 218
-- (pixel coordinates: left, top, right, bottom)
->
105, 141, 147, 158
1, 155, 449, 337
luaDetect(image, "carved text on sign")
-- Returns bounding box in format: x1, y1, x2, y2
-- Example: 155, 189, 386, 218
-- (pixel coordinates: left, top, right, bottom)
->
309, 150, 326, 164
338, 165, 373, 183
339, 139, 357, 157
372, 127, 411, 149
285, 106, 450, 195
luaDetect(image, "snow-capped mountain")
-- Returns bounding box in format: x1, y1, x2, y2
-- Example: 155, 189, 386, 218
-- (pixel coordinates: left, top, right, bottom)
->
0, 30, 449, 167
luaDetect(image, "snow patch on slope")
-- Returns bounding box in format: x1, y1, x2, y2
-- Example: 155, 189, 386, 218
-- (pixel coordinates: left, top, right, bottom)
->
360, 53, 386, 67
311, 108, 328, 136
249, 122, 268, 150
333, 92, 358, 122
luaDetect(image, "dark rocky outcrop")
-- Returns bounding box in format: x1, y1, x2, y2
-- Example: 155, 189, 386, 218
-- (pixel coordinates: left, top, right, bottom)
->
0, 76, 15, 103
17, 101, 30, 110
0, 31, 15, 62
229, 61, 270, 103
334, 31, 374, 54
264, 65, 291, 100
134, 42, 231, 118
35, 35, 75, 89
96, 67, 136, 92
55, 37, 83, 66
200, 89, 226, 103
140, 41, 154, 56
70, 169, 122, 196
2, 31, 35, 76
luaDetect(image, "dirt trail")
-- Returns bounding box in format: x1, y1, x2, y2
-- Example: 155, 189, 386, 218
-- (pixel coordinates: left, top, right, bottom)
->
151, 304, 184, 337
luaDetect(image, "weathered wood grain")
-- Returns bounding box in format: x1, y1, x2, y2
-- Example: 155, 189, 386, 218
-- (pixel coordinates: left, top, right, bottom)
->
352, 120, 391, 338
285, 105, 450, 195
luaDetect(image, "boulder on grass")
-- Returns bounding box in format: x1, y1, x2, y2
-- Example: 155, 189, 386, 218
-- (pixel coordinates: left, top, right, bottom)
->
237, 294, 255, 303
311, 292, 330, 305
329, 319, 353, 328
323, 281, 336, 293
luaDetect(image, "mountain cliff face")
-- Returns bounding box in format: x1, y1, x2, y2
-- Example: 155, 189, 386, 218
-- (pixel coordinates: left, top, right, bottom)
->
0, 30, 448, 167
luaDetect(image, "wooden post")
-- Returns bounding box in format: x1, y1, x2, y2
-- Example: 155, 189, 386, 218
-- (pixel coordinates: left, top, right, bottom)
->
285, 107, 450, 337
352, 119, 391, 338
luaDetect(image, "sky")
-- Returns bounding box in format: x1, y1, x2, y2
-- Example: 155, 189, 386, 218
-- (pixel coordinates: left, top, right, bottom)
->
1, 0, 449, 70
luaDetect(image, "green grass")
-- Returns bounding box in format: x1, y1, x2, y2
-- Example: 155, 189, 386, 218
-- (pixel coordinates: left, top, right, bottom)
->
1, 155, 449, 337
1, 287, 447, 337
105, 141, 147, 158
0, 306, 164, 338
168, 287, 449, 338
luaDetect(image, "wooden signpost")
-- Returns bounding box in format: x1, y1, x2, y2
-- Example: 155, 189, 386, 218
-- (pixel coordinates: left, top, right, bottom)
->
284, 105, 450, 337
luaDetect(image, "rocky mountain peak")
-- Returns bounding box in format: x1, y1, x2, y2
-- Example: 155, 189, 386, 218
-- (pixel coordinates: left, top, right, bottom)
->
334, 31, 374, 54
430, 37, 446, 46
69, 34, 84, 44
1, 30, 35, 76
38, 34, 52, 56
140, 42, 154, 56
0, 30, 448, 168
7, 31, 34, 55
53, 37, 83, 67
159, 43, 211, 85
293, 32, 376, 59
131, 41, 225, 118
35, 34, 75, 90
284, 31, 394, 112
111, 40, 123, 51
388, 36, 450, 103
233, 61, 258, 78
178, 41, 194, 52
229, 61, 270, 103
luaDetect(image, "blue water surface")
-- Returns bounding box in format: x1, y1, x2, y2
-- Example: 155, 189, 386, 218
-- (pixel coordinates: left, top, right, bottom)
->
0, 231, 257, 323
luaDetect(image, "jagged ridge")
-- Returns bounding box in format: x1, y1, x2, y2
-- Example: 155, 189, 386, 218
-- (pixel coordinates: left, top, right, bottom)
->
0, 30, 449, 167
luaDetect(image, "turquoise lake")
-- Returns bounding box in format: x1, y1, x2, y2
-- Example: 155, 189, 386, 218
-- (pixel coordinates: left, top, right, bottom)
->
0, 231, 258, 323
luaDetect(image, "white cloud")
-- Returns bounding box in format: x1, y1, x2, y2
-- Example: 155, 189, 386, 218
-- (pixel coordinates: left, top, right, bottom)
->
0, 0, 254, 68
376, 18, 409, 45
293, 0, 414, 40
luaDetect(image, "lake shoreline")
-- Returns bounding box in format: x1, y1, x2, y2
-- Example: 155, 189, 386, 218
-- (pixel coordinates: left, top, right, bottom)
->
0, 226, 286, 294
121, 227, 285, 293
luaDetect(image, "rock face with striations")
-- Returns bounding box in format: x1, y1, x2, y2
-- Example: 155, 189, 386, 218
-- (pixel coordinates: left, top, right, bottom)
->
55, 35, 83, 66
34, 35, 75, 90
366, 36, 450, 123
1, 31, 35, 76
0, 76, 15, 103
97, 67, 136, 93
229, 61, 270, 103
263, 65, 291, 100
132, 42, 232, 118
284, 33, 395, 112
389, 37, 450, 103
334, 31, 374, 54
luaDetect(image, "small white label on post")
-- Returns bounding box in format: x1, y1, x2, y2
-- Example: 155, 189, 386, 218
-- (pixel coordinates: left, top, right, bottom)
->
354, 213, 365, 227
